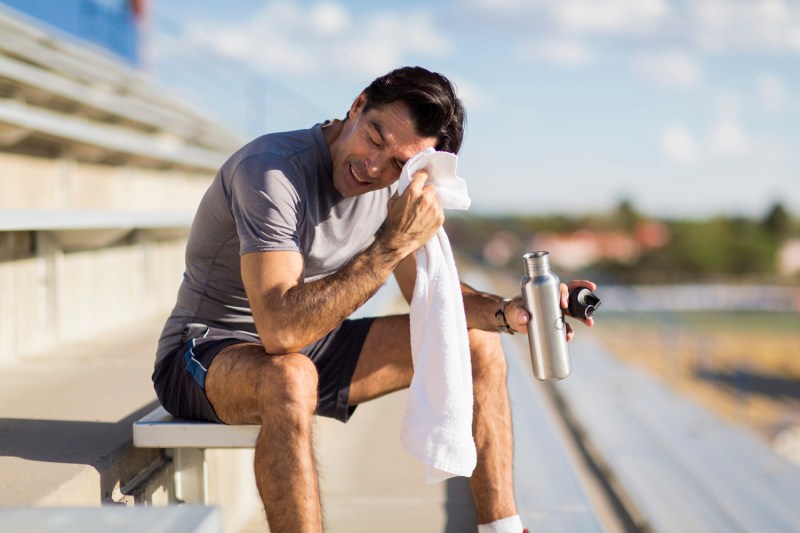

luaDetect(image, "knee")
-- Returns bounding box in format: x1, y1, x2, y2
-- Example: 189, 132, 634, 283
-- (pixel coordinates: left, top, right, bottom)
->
469, 329, 507, 383
258, 353, 319, 425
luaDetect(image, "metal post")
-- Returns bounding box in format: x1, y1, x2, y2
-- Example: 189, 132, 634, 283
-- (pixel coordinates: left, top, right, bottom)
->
173, 448, 208, 504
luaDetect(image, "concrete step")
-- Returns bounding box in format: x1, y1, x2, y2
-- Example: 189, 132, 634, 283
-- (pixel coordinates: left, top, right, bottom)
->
555, 335, 800, 531
0, 505, 221, 533
0, 312, 169, 506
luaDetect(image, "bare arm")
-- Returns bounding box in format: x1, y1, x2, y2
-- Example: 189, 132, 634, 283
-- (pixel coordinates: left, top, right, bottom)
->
392, 253, 507, 331
244, 170, 442, 354
243, 238, 402, 353
393, 253, 596, 339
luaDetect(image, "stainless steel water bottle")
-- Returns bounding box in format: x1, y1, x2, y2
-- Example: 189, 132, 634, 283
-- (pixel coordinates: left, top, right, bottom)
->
521, 251, 571, 381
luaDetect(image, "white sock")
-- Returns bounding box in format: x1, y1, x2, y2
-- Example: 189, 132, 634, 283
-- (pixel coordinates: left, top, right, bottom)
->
477, 514, 523, 533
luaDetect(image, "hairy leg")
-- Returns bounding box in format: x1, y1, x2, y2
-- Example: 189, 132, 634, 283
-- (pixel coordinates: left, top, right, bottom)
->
348, 314, 414, 404
205, 343, 322, 533
349, 316, 517, 522
468, 329, 516, 523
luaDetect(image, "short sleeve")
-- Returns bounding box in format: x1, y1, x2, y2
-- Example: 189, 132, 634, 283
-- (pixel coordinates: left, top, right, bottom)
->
229, 155, 305, 255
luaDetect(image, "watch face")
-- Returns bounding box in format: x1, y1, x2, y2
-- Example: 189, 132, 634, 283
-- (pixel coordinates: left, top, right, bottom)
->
495, 307, 508, 328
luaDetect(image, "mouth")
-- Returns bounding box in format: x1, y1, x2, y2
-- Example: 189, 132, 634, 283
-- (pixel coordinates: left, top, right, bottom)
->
348, 164, 372, 188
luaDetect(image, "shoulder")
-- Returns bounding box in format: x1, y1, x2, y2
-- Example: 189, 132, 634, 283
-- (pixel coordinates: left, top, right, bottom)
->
225, 126, 325, 191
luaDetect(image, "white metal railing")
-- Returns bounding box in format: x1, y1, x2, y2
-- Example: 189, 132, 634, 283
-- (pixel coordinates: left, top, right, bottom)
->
0, 209, 194, 232
600, 283, 800, 312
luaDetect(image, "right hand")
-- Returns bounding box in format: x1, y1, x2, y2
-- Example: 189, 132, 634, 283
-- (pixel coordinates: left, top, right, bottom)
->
383, 170, 444, 255
503, 297, 530, 335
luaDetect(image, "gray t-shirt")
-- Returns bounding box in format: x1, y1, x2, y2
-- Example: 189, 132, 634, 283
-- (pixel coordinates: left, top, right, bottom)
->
155, 123, 393, 365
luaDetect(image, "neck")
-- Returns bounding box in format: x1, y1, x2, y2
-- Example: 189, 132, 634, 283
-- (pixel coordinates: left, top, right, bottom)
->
322, 118, 344, 152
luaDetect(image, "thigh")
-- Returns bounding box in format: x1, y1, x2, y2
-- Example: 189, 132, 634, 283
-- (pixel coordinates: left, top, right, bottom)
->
205, 342, 305, 425
207, 318, 377, 425
348, 314, 414, 406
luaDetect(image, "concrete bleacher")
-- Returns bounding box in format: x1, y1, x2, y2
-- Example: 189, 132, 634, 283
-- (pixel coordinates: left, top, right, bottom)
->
555, 336, 800, 531
0, 506, 222, 533
0, 2, 242, 367
13, 2, 795, 531
0, 5, 239, 162
128, 278, 606, 532
0, 261, 610, 532
0, 313, 172, 508
0, 310, 261, 532
0, 5, 254, 531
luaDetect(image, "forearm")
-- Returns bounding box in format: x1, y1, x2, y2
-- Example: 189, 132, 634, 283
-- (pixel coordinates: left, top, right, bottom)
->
461, 282, 505, 332
262, 235, 405, 353
253, 169, 444, 353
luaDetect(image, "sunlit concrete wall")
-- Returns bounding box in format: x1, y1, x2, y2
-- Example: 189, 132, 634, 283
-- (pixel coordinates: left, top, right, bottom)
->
0, 151, 210, 210
0, 151, 214, 365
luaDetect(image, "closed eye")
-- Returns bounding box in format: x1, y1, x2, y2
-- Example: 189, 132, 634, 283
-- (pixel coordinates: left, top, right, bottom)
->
366, 131, 381, 148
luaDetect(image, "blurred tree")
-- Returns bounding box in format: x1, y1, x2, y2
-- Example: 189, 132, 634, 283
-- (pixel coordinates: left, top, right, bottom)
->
723, 217, 775, 275
447, 208, 790, 283
614, 198, 641, 232
763, 202, 790, 238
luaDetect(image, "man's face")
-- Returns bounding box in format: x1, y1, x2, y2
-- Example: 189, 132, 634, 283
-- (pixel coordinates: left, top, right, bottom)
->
329, 94, 438, 198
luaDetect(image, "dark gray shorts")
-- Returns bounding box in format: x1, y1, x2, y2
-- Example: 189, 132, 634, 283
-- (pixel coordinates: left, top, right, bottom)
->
152, 317, 375, 424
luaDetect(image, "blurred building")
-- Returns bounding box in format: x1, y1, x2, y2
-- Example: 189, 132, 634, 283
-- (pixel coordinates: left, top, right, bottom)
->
527, 223, 669, 271
778, 239, 800, 277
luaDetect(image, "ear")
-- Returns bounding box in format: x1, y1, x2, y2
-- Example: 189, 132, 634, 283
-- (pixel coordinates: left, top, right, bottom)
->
348, 92, 367, 118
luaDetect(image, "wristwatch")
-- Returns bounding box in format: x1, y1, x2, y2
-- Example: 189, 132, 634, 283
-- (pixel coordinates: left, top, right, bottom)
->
494, 298, 515, 335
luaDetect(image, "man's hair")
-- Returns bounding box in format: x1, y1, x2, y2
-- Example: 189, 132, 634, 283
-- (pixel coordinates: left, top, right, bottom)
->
361, 66, 466, 154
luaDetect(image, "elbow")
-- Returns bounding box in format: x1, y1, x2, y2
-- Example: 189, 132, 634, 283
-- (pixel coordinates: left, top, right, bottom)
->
252, 301, 305, 354
258, 326, 305, 355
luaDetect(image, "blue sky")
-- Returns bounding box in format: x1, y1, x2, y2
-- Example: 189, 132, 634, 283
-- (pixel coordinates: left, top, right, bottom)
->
150, 0, 800, 218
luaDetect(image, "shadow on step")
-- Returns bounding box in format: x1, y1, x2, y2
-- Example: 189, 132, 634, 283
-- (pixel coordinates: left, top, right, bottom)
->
0, 400, 160, 469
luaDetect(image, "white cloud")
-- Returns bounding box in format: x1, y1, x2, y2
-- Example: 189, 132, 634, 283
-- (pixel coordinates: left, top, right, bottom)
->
517, 38, 593, 67
756, 72, 786, 111
711, 120, 749, 156
160, 1, 453, 78
449, 77, 493, 112
688, 0, 800, 54
662, 125, 698, 163
465, 0, 669, 35
311, 1, 350, 35
555, 0, 669, 35
709, 92, 750, 156
464, 0, 800, 60
633, 49, 703, 87
464, 0, 532, 10
715, 92, 742, 118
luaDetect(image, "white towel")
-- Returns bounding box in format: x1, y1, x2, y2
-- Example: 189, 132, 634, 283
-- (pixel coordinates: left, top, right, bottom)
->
396, 147, 476, 483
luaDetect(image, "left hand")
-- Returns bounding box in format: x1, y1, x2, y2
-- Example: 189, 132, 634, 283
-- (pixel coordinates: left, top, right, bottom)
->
503, 279, 597, 341
560, 279, 597, 341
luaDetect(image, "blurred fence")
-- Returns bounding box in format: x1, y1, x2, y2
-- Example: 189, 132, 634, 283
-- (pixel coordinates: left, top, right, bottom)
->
601, 284, 800, 313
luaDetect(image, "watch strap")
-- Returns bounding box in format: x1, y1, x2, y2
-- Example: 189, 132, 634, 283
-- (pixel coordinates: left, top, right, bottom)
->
494, 298, 515, 335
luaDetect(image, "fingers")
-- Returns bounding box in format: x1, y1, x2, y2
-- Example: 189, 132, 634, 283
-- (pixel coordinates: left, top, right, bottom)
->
407, 169, 430, 194
561, 280, 598, 327
566, 322, 574, 342
509, 292, 589, 341
387, 189, 399, 211
560, 283, 570, 309
506, 297, 530, 334
382, 168, 443, 254
567, 279, 597, 292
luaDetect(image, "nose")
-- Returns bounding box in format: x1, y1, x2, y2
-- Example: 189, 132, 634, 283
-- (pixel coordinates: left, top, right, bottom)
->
364, 152, 388, 179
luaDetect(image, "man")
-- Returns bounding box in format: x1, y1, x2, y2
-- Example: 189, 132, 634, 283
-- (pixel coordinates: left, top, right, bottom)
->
153, 66, 595, 532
